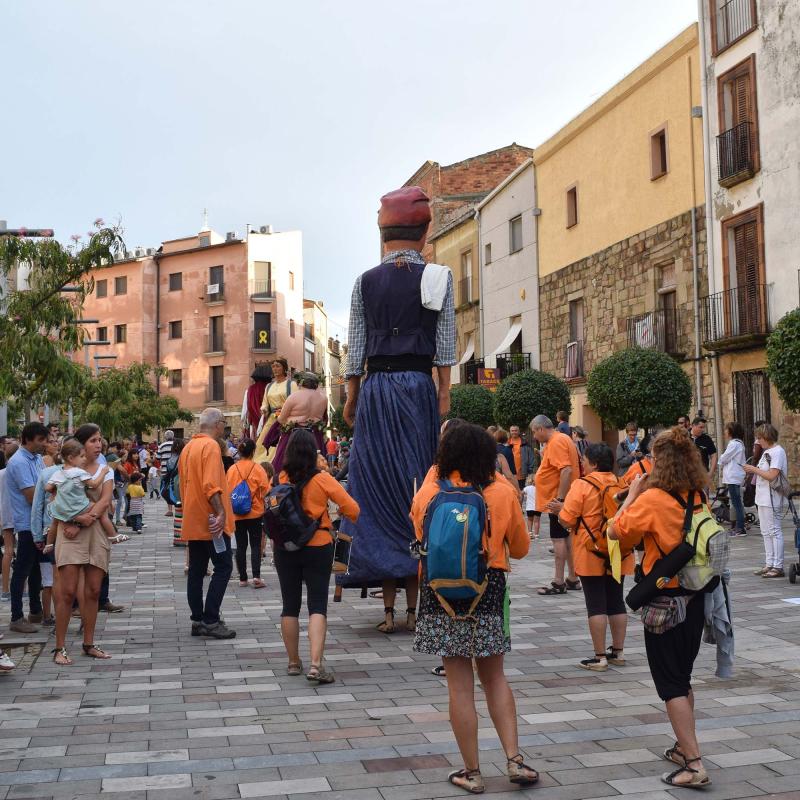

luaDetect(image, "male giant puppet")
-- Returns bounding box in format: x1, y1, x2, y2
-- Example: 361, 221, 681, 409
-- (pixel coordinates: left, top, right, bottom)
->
341, 187, 456, 633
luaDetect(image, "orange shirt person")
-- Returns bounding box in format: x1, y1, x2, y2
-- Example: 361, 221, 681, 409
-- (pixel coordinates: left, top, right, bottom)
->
622, 455, 653, 486
178, 408, 236, 640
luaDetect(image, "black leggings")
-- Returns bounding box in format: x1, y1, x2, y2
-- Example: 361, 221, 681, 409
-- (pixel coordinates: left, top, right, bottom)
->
234, 518, 263, 581
274, 543, 334, 617
581, 574, 626, 617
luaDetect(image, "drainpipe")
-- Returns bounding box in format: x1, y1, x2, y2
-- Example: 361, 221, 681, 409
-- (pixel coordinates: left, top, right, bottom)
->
687, 54, 703, 416
154, 253, 161, 395
475, 208, 484, 365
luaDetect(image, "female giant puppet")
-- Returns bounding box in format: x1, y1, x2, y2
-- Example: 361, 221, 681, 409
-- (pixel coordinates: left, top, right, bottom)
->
340, 187, 456, 633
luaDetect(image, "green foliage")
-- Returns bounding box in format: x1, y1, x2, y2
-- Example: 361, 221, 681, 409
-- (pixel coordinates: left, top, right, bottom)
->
74, 362, 193, 439
587, 347, 692, 429
493, 369, 571, 430
447, 384, 495, 427
767, 308, 800, 413
330, 406, 352, 438
0, 222, 123, 413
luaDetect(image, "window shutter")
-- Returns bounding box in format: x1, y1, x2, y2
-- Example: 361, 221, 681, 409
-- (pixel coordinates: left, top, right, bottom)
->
733, 73, 751, 126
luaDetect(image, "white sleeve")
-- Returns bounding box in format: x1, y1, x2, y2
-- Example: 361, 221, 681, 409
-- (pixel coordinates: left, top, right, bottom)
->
50, 470, 67, 486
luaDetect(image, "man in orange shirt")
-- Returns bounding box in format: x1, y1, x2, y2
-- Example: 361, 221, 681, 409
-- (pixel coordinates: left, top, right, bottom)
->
531, 415, 580, 594
179, 408, 236, 639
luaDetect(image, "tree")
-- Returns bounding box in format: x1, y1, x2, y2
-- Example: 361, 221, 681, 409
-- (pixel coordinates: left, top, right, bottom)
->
493, 369, 571, 430
74, 363, 194, 439
447, 384, 495, 428
330, 406, 352, 438
0, 221, 123, 419
767, 308, 800, 413
587, 347, 692, 430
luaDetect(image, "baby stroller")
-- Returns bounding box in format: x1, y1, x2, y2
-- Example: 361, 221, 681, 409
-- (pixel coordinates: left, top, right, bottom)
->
788, 492, 800, 584
711, 485, 756, 528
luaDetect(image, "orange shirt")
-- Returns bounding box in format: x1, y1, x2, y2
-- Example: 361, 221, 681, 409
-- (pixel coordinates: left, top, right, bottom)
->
326, 439, 338, 456
422, 465, 517, 493
614, 487, 699, 589
178, 434, 234, 540
534, 431, 579, 511
559, 471, 634, 577
225, 458, 272, 520
509, 437, 523, 479
622, 457, 653, 486
411, 470, 529, 570
278, 470, 359, 546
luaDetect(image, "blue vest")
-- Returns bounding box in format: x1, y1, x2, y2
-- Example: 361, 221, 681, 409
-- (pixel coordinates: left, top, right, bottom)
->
361, 261, 438, 360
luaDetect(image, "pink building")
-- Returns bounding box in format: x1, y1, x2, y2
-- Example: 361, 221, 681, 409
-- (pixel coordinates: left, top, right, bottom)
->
76, 225, 305, 434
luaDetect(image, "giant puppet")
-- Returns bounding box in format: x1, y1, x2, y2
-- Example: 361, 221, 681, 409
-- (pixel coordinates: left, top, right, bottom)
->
240, 363, 272, 439
339, 187, 456, 633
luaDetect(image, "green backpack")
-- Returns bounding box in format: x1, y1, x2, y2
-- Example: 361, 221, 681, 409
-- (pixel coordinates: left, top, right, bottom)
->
670, 491, 729, 592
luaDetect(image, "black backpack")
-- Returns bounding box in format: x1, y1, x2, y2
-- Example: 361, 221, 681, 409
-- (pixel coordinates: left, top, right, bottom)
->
265, 470, 321, 551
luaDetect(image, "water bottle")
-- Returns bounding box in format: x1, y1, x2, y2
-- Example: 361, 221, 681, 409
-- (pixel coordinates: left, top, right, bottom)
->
210, 513, 226, 554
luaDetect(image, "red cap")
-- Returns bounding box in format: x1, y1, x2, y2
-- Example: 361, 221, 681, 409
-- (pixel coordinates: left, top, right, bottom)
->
378, 186, 432, 228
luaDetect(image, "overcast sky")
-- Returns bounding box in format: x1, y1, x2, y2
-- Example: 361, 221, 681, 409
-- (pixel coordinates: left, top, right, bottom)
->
3, 0, 697, 336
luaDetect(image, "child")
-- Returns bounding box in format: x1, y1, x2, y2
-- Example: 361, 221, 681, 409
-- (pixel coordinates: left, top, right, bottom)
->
147, 464, 160, 499
43, 440, 125, 554
126, 473, 146, 533
522, 476, 540, 539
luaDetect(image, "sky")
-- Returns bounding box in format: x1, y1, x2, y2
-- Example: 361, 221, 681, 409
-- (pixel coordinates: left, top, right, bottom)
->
2, 0, 698, 337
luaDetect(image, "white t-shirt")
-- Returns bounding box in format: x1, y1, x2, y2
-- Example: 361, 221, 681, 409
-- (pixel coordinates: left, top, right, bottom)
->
148, 466, 159, 481
138, 449, 148, 469
50, 466, 92, 487
755, 444, 788, 506
522, 484, 536, 512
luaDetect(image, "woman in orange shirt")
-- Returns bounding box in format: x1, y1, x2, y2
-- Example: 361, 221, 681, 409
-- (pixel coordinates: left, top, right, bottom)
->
608, 428, 711, 790
274, 429, 359, 684
226, 439, 272, 588
412, 424, 537, 794
553, 443, 633, 672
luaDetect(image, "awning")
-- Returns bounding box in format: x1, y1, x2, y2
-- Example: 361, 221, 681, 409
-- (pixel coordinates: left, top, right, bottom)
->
457, 335, 476, 365
488, 321, 522, 357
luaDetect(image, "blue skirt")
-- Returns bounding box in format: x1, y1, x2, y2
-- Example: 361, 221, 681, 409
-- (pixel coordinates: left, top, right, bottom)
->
338, 371, 439, 586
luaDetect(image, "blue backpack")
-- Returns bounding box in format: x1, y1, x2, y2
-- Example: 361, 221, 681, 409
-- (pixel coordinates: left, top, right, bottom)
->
230, 463, 256, 516
421, 480, 491, 618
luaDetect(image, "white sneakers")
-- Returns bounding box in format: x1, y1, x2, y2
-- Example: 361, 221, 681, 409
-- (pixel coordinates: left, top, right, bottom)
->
0, 651, 15, 671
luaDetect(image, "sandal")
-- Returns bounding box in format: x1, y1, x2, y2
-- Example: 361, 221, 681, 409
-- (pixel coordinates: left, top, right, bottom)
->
109, 533, 129, 544
753, 565, 770, 575
507, 754, 539, 786
306, 663, 335, 684
252, 578, 266, 589
52, 647, 72, 666
431, 664, 446, 677
448, 768, 484, 794
661, 757, 710, 789
287, 661, 303, 676
606, 646, 625, 666
537, 582, 566, 595
763, 568, 785, 578
664, 741, 686, 766
376, 607, 395, 633
81, 643, 112, 660
565, 578, 582, 591
406, 607, 416, 632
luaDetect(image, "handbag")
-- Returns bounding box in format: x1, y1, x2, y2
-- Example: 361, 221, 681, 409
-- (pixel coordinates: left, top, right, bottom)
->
765, 453, 791, 498
640, 595, 688, 634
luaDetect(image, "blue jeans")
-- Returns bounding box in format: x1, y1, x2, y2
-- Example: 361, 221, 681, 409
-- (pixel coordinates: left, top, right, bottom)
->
128, 514, 142, 532
727, 483, 745, 531
187, 537, 232, 625
10, 531, 42, 622
114, 487, 125, 524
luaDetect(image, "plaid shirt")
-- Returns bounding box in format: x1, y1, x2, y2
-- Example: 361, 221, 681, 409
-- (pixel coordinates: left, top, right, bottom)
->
346, 250, 456, 378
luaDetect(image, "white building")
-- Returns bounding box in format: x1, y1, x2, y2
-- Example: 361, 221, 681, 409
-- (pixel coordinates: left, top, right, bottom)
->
477, 160, 540, 375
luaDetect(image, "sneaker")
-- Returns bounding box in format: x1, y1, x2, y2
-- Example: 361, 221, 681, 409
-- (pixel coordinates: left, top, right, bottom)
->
99, 602, 125, 613
28, 613, 43, 624
191, 622, 204, 637
0, 651, 15, 671
579, 656, 608, 672
9, 619, 38, 634
200, 621, 236, 639
41, 616, 55, 627
753, 566, 771, 575
0, 592, 10, 602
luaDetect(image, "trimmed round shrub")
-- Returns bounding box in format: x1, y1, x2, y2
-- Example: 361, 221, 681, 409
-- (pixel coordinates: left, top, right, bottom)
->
767, 308, 800, 413
493, 369, 571, 430
447, 384, 495, 428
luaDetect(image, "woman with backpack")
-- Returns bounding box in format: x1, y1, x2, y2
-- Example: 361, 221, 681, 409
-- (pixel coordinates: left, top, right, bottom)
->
743, 422, 789, 578
412, 423, 537, 794
273, 429, 359, 683
226, 439, 271, 588
607, 427, 713, 789
550, 443, 632, 673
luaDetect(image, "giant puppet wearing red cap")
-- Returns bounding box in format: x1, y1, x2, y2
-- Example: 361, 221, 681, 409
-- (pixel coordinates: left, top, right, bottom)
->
337, 186, 456, 632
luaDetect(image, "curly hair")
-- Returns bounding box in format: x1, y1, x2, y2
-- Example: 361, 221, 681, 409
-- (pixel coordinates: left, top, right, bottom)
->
647, 426, 709, 494
435, 422, 496, 488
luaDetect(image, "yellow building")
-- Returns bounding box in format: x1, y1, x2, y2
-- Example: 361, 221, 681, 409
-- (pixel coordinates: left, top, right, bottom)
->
534, 24, 708, 444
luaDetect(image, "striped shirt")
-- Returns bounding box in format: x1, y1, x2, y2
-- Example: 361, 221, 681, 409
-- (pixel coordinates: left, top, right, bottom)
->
157, 440, 173, 475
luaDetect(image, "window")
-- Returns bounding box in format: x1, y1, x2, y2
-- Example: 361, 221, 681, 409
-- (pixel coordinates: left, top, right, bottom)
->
168, 320, 182, 339
199, 234, 210, 248
209, 366, 224, 402
209, 315, 224, 352
509, 216, 523, 253
96, 326, 107, 343
114, 276, 127, 295
650, 126, 669, 180
717, 55, 760, 186
114, 324, 127, 344
96, 279, 107, 298
710, 0, 757, 55
254, 311, 272, 349
289, 271, 295, 291
733, 369, 770, 453
168, 272, 182, 291
458, 250, 473, 304
566, 185, 578, 228
304, 349, 314, 372
657, 262, 678, 354
569, 298, 584, 343
565, 298, 585, 379
290, 319, 296, 338
208, 265, 224, 300
169, 369, 182, 389
253, 261, 272, 297
484, 243, 492, 265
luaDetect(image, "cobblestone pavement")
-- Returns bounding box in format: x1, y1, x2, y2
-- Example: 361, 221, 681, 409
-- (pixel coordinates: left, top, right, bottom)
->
2, 498, 800, 800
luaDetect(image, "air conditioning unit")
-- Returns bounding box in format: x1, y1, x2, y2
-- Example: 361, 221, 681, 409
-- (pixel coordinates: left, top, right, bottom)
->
226, 231, 236, 241
146, 248, 154, 256
134, 247, 145, 257
259, 224, 273, 234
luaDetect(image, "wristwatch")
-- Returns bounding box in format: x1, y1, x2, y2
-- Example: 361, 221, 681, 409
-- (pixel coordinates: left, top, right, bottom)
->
556, 497, 565, 502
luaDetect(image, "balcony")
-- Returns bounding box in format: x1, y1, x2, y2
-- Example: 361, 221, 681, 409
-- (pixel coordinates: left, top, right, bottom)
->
714, 0, 756, 52
565, 339, 584, 381
626, 309, 681, 355
205, 283, 225, 304
461, 353, 531, 385
249, 279, 275, 300
304, 322, 314, 342
701, 284, 772, 351
458, 276, 474, 306
252, 328, 277, 353
717, 122, 756, 187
